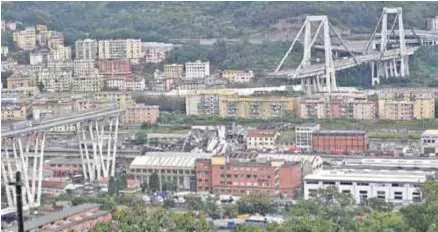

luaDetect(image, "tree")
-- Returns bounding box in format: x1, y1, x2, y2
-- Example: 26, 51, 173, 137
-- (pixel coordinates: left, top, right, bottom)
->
140, 180, 148, 193
162, 181, 178, 192
37, 81, 45, 92
237, 192, 273, 215
355, 212, 406, 232
222, 203, 238, 218
361, 197, 393, 212
148, 172, 160, 193
108, 176, 117, 195
184, 194, 205, 211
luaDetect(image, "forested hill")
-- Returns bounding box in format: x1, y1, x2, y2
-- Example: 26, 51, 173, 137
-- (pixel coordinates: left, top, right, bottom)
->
2, 2, 438, 45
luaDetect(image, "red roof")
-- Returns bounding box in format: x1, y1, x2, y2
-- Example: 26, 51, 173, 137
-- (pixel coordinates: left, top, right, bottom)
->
42, 180, 68, 189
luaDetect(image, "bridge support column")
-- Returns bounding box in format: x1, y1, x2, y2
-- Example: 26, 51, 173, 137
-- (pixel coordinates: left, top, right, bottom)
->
393, 59, 400, 77
75, 115, 120, 183
370, 61, 381, 86
1, 132, 46, 211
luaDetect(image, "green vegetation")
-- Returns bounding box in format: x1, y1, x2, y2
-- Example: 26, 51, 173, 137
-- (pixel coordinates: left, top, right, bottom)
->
2, 2, 438, 45
87, 180, 438, 231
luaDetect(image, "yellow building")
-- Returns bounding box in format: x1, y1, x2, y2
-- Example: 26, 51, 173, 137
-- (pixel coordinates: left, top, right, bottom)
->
1, 104, 29, 121
378, 91, 435, 120
98, 39, 142, 60
219, 95, 295, 119
6, 73, 37, 89
12, 27, 36, 51
50, 45, 72, 61
164, 64, 184, 79
94, 92, 135, 107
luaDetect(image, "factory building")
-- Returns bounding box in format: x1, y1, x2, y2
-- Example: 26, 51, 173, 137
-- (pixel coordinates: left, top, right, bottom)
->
295, 123, 320, 152
304, 169, 434, 205
128, 152, 214, 191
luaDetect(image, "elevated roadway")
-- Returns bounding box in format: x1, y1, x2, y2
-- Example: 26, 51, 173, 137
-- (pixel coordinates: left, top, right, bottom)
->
270, 46, 418, 78
1, 107, 125, 137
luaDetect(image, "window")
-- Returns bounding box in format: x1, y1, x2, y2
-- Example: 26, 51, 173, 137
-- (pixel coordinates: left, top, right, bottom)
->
377, 191, 385, 199
309, 189, 317, 197
413, 192, 421, 203
323, 181, 335, 185
340, 182, 353, 186
391, 183, 402, 187
357, 182, 369, 186
342, 190, 351, 194
306, 181, 319, 185
394, 191, 403, 200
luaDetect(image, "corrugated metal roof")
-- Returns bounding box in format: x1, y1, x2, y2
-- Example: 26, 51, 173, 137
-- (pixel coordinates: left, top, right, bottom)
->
130, 152, 215, 169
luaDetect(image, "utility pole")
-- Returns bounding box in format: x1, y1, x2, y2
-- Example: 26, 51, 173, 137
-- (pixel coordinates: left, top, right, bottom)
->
9, 171, 25, 232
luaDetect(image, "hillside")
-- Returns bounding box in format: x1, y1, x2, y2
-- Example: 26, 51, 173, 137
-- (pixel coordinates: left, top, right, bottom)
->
2, 2, 437, 44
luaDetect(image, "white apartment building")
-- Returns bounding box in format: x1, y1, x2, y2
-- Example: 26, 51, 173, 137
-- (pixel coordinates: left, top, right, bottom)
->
47, 60, 74, 70
73, 59, 96, 76
2, 46, 9, 57
304, 169, 433, 205
421, 130, 438, 156
30, 52, 44, 65
126, 77, 146, 91
143, 42, 174, 63
75, 39, 98, 60
50, 45, 72, 61
98, 39, 142, 60
38, 69, 73, 92
426, 16, 438, 31
106, 76, 126, 90
185, 60, 210, 79
221, 70, 255, 83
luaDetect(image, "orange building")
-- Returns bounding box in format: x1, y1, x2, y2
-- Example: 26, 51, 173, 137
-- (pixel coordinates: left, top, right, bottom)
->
312, 130, 368, 155
121, 104, 160, 125
196, 157, 302, 198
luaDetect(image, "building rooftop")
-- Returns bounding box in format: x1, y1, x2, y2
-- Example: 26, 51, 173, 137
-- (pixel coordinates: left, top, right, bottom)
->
130, 152, 215, 169
304, 169, 433, 183
247, 129, 279, 137
314, 130, 366, 135
16, 203, 101, 231
421, 130, 438, 137
257, 154, 323, 167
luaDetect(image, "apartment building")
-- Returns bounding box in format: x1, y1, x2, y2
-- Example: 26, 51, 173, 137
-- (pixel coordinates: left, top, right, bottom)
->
12, 27, 36, 51
300, 93, 377, 120
1, 104, 29, 121
196, 157, 302, 198
129, 152, 214, 191
7, 72, 37, 89
122, 104, 160, 124
304, 169, 433, 205
420, 130, 438, 156
105, 76, 145, 91
98, 39, 142, 60
49, 45, 72, 61
185, 94, 222, 116
97, 59, 132, 75
30, 49, 51, 65
1, 87, 39, 100
47, 35, 64, 50
378, 91, 435, 120
221, 70, 255, 83
185, 60, 210, 79
35, 24, 48, 34
246, 129, 280, 150
219, 95, 295, 119
94, 92, 135, 107
75, 39, 98, 60
47, 60, 74, 70
38, 69, 73, 92
73, 59, 96, 76
2, 46, 9, 57
72, 74, 103, 92
142, 42, 174, 63
312, 130, 368, 154
164, 64, 184, 79
427, 16, 438, 31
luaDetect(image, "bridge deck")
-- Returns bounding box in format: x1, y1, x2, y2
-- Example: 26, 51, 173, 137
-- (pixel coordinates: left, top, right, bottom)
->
270, 47, 418, 78
1, 108, 125, 137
